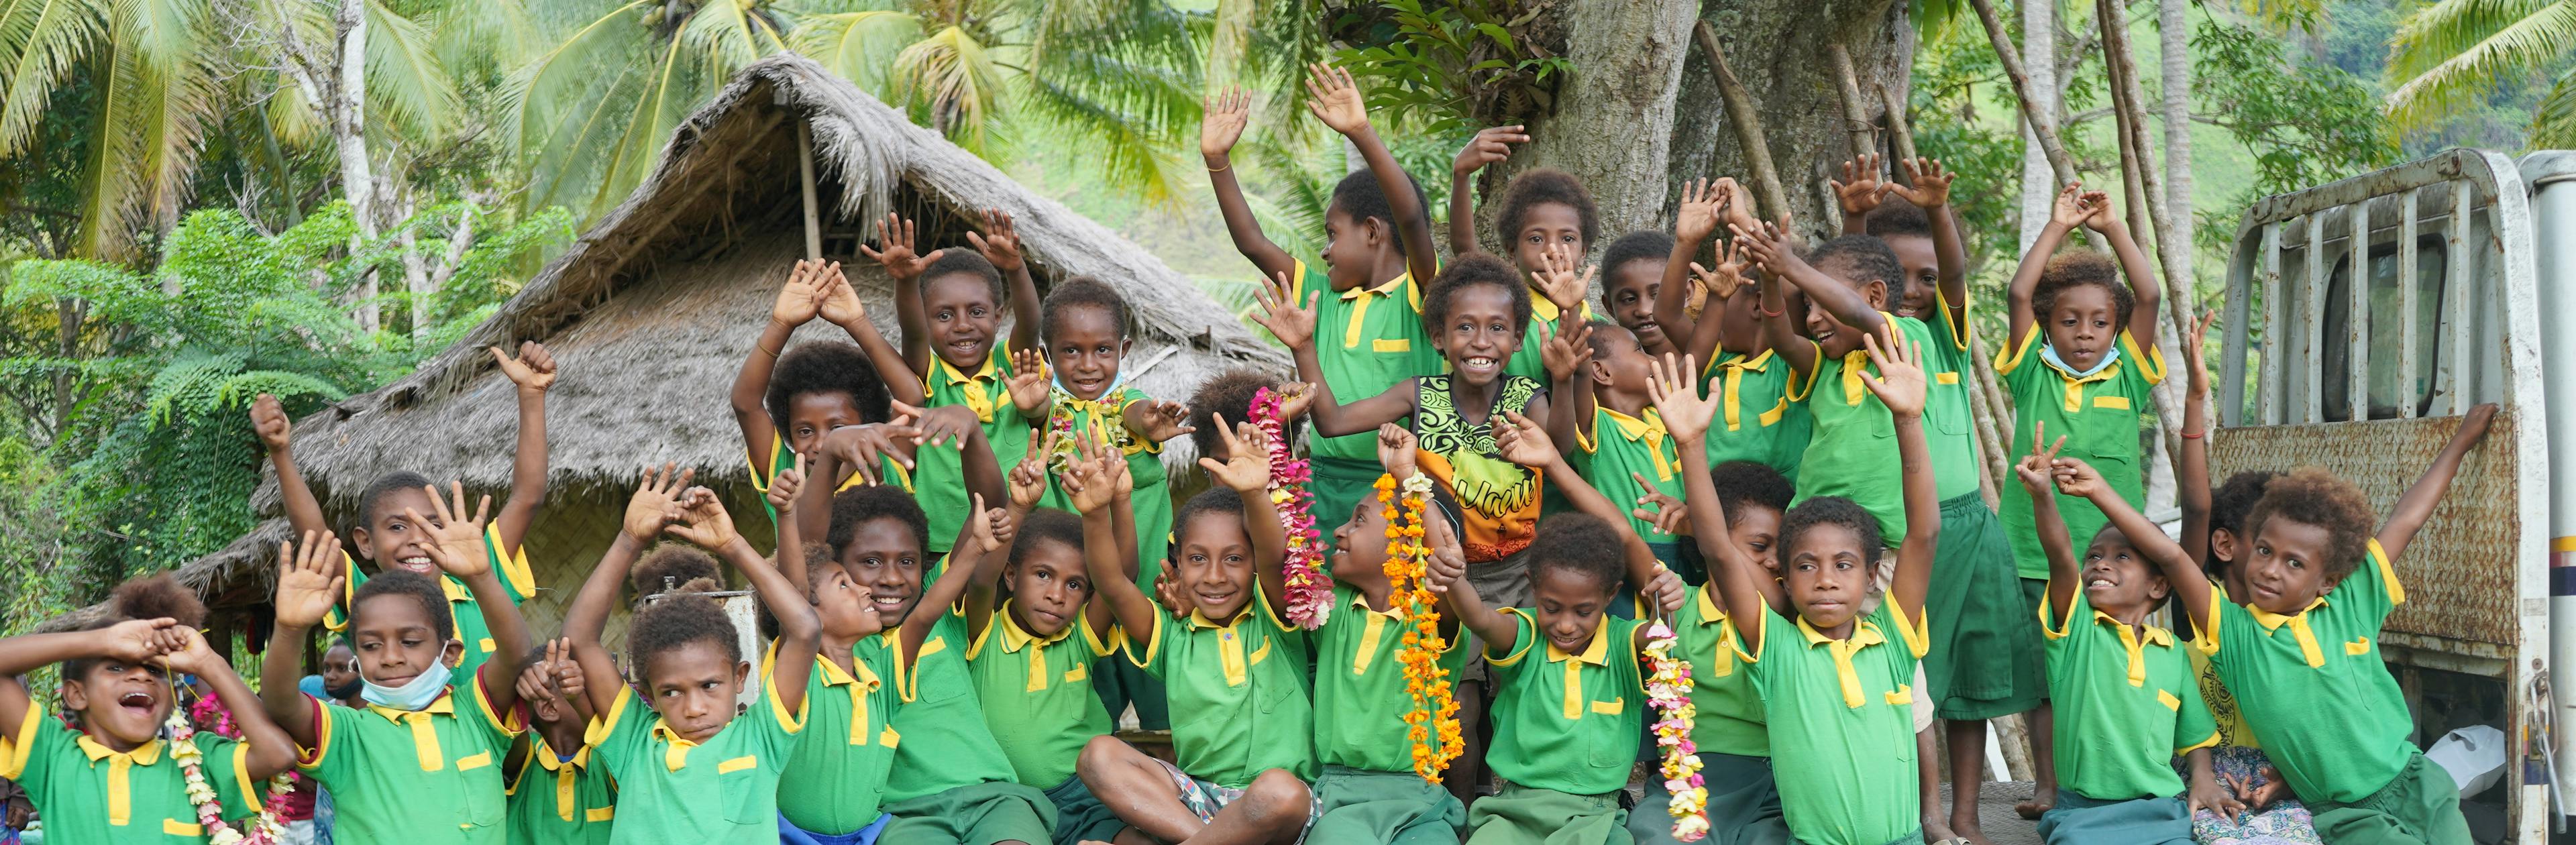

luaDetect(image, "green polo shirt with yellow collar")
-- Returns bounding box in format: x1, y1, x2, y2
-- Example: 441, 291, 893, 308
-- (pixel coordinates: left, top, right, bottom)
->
859, 611, 1026, 803
1673, 585, 1767, 757
301, 673, 523, 844
1287, 260, 1440, 463
324, 523, 534, 686
1576, 406, 1685, 546
1, 708, 266, 844
1787, 313, 1941, 544
775, 641, 904, 834
1504, 294, 1592, 383
2194, 539, 2416, 804
1311, 584, 1473, 771
1483, 608, 1646, 795
584, 671, 805, 844
1036, 386, 1175, 581
967, 603, 1121, 788
2040, 587, 2218, 801
505, 734, 616, 845
1128, 589, 1316, 787
1740, 600, 1929, 845
1919, 288, 1987, 503
749, 427, 917, 526
1995, 325, 2165, 579
920, 347, 1036, 555
1701, 348, 1810, 482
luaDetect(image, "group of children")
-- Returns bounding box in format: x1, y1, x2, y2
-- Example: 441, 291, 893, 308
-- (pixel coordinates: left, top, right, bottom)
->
0, 62, 2498, 845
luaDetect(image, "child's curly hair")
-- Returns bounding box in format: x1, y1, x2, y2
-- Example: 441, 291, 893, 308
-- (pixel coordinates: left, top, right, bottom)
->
1712, 461, 1795, 530
1040, 276, 1132, 345
1528, 513, 1626, 595
1187, 368, 1274, 461
351, 570, 455, 642
1580, 319, 1631, 359
2244, 467, 2377, 583
356, 470, 435, 531
1810, 235, 1908, 307
1330, 170, 1430, 258
2033, 251, 2135, 329
2208, 469, 2284, 573
1600, 231, 1672, 286
921, 249, 1004, 304
1864, 200, 1931, 239
766, 341, 893, 430
1171, 488, 1246, 558
828, 485, 930, 558
1421, 253, 1532, 337
1780, 496, 1884, 559
629, 577, 740, 673
1011, 508, 1086, 571
1495, 168, 1601, 252
632, 545, 722, 600
65, 575, 209, 680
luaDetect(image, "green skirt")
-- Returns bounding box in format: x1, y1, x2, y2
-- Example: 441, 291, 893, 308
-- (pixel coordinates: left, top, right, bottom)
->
1921, 494, 2045, 720
1629, 751, 1791, 845
879, 780, 1058, 845
2310, 751, 2473, 845
1464, 783, 1630, 845
1308, 765, 1466, 844
1041, 774, 1126, 845
2034, 792, 2192, 845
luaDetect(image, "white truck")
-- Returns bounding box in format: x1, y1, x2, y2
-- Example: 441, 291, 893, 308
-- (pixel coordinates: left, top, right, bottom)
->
2218, 148, 2575, 842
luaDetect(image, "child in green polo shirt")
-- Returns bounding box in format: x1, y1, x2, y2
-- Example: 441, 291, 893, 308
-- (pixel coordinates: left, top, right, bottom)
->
1, 575, 299, 845
731, 258, 923, 526
1599, 231, 1680, 361
866, 208, 1048, 556
1444, 135, 1598, 382
559, 467, 819, 845
2009, 443, 2228, 845
1203, 68, 1444, 539
1067, 425, 1318, 845
258, 485, 538, 845
1654, 325, 1941, 845
254, 341, 557, 687
2108, 400, 2496, 845
1570, 318, 1688, 571
1650, 179, 1808, 484
504, 640, 614, 845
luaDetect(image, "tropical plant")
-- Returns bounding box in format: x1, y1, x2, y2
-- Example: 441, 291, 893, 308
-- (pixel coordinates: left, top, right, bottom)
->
2385, 0, 2576, 147
1324, 0, 1572, 135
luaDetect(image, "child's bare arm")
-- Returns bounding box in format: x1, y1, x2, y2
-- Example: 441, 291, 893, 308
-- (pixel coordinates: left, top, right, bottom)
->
1680, 244, 1756, 365
2008, 185, 2088, 358
857, 214, 947, 376
1858, 329, 1938, 620
263, 530, 347, 747
2013, 431, 2082, 624
0, 619, 180, 752
1654, 179, 1723, 354
1071, 457, 1160, 652
2379, 402, 2500, 561
2080, 195, 2163, 352
492, 343, 556, 554
1885, 158, 1969, 319
965, 209, 1045, 356
252, 394, 330, 541
164, 628, 298, 777
1199, 88, 1297, 280
1654, 353, 1790, 623
1309, 377, 1417, 439
1497, 410, 1682, 613
770, 458, 810, 591
1198, 418, 1288, 612
408, 484, 531, 716
816, 261, 926, 406
2178, 311, 2216, 567
1760, 271, 1818, 376
1436, 543, 1519, 657
2065, 459, 2213, 634
1448, 126, 1526, 254
733, 261, 826, 470
568, 467, 688, 716
903, 496, 1006, 669
977, 452, 1049, 637
1247, 268, 1413, 437
1537, 321, 1589, 449
1308, 64, 1438, 284
708, 512, 819, 712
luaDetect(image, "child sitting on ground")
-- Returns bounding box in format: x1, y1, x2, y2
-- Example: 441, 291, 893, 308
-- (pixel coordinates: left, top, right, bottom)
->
259, 484, 537, 845
504, 640, 612, 845
0, 575, 299, 844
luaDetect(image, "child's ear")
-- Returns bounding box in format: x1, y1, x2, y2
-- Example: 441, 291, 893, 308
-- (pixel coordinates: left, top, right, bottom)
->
441, 640, 466, 669
732, 661, 751, 689
1588, 358, 1613, 387
1862, 280, 1889, 310
2210, 530, 2238, 563
348, 526, 374, 560
2147, 573, 2171, 602
59, 678, 88, 712
1118, 336, 1133, 356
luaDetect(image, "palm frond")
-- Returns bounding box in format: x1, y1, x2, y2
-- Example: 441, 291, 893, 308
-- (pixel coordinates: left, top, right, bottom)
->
893, 25, 1003, 150
363, 0, 463, 139
1019, 72, 1191, 206
0, 0, 104, 156
674, 0, 774, 78
429, 0, 533, 75
2387, 0, 2563, 76
2534, 63, 2576, 146
2385, 0, 2576, 130
790, 9, 919, 95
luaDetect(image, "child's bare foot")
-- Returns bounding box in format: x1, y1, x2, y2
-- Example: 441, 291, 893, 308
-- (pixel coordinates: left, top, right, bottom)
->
2014, 785, 2055, 820
1947, 812, 1995, 845
1921, 811, 1962, 844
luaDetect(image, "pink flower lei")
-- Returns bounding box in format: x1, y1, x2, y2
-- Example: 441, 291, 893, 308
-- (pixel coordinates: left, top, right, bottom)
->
169, 693, 297, 844
1253, 387, 1331, 628
1644, 621, 1709, 840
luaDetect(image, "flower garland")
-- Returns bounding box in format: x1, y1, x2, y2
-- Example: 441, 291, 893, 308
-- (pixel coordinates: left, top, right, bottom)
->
1043, 386, 1134, 473
1254, 387, 1330, 629
1379, 472, 1462, 783
167, 700, 297, 844
1643, 621, 1709, 841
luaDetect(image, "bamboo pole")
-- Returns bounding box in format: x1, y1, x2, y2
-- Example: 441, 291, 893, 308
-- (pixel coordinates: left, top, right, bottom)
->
1695, 21, 1791, 222
1967, 0, 2078, 189
1827, 44, 1878, 160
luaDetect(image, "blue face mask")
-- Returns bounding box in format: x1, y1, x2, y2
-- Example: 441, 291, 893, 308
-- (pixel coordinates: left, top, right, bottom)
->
2041, 341, 2121, 380
360, 658, 453, 711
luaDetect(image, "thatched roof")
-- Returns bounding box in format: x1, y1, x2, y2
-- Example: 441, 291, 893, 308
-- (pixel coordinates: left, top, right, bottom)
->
76, 55, 1281, 625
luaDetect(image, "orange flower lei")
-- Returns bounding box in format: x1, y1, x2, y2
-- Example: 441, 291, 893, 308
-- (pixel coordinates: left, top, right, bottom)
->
1378, 471, 1462, 783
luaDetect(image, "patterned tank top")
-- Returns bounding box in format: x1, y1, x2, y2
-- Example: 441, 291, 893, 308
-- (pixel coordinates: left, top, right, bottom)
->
1415, 374, 1546, 562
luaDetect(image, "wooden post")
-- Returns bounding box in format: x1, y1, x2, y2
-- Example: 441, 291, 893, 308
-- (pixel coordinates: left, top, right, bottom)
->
1695, 21, 1791, 223
1827, 44, 1877, 160
797, 119, 823, 261
1967, 0, 2078, 189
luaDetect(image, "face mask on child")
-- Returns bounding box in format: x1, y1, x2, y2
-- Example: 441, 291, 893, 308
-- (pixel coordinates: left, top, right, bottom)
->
360, 660, 453, 710
2040, 341, 2121, 380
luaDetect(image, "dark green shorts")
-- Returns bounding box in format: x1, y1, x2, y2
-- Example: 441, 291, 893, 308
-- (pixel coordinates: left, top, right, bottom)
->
1921, 494, 2045, 720
1309, 765, 1466, 844
881, 780, 1057, 845
2310, 750, 2473, 845
2035, 791, 2192, 845
1629, 751, 1790, 845
1042, 775, 1126, 845
1464, 783, 1629, 844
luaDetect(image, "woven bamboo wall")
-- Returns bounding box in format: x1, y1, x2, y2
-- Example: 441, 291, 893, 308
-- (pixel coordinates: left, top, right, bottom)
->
2208, 410, 2520, 646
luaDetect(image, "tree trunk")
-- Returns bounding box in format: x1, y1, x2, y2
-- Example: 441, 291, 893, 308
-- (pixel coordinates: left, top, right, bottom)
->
2012, 0, 2062, 253
1484, 0, 1700, 245
1666, 0, 1914, 241
2099, 0, 2201, 501
2159, 0, 2193, 280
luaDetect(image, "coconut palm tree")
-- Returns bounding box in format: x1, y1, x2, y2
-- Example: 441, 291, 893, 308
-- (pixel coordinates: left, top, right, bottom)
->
2385, 0, 2576, 147
504, 0, 1207, 221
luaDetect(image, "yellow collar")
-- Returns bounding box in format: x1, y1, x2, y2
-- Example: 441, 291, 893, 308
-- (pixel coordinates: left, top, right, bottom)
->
1598, 407, 1675, 481
648, 721, 714, 771
531, 738, 590, 773
1837, 312, 1902, 405
1797, 614, 1885, 648
1341, 273, 1410, 301
74, 734, 162, 765
998, 602, 1077, 653
2247, 596, 2332, 669
1798, 614, 1891, 708
816, 651, 881, 689
2090, 611, 2176, 686
439, 574, 474, 604
1544, 617, 1612, 666
365, 691, 457, 723
1350, 590, 1407, 620
1693, 586, 1728, 626
1714, 348, 1776, 374
2247, 596, 2329, 631
1185, 603, 1256, 630
935, 349, 1002, 386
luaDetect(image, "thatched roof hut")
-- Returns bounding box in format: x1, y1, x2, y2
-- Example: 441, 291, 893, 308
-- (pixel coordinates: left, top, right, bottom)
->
50, 55, 1283, 636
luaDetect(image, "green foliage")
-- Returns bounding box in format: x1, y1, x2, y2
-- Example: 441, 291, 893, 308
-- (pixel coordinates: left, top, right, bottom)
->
1327, 0, 1570, 135
2192, 19, 2398, 250
2385, 0, 2576, 146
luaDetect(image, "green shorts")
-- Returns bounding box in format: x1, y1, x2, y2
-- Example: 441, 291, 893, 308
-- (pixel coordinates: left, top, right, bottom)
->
1464, 783, 1630, 845
880, 780, 1058, 845
1629, 751, 1790, 845
1922, 494, 2045, 720
2035, 791, 2192, 845
1042, 775, 1126, 845
1309, 765, 1466, 844
2310, 750, 2473, 845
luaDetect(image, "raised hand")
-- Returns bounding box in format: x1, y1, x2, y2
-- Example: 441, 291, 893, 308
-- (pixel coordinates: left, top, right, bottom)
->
2012, 422, 2068, 494
2049, 456, 2109, 500
1007, 349, 1051, 414
1008, 443, 1050, 510
408, 481, 494, 579
1646, 352, 1716, 442
966, 208, 1024, 272
1200, 87, 1251, 160
1152, 567, 1189, 617
898, 400, 977, 449
1632, 475, 1690, 535
2049, 182, 2089, 229
666, 486, 742, 551
2184, 308, 2216, 412
1533, 241, 1596, 312
1727, 213, 1803, 278
814, 261, 867, 327
1858, 326, 1927, 419
1831, 154, 1886, 220
1062, 445, 1115, 515
967, 493, 1016, 553
1250, 269, 1319, 349
550, 637, 586, 701
251, 393, 292, 453
491, 341, 559, 393
1273, 381, 1316, 423
1423, 511, 1466, 594
1886, 156, 1955, 210
769, 455, 806, 517
770, 258, 826, 326
1673, 177, 1724, 244
2078, 190, 2119, 233
99, 617, 180, 667
274, 530, 347, 630
1712, 177, 1758, 236
623, 464, 691, 542
1303, 62, 1371, 135
826, 424, 921, 488
1690, 239, 1752, 301
1195, 414, 1273, 493
856, 213, 945, 281
1376, 423, 1419, 480
1541, 321, 1596, 384
1130, 399, 1197, 444
1452, 125, 1529, 176
1493, 410, 1560, 469
157, 626, 225, 677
